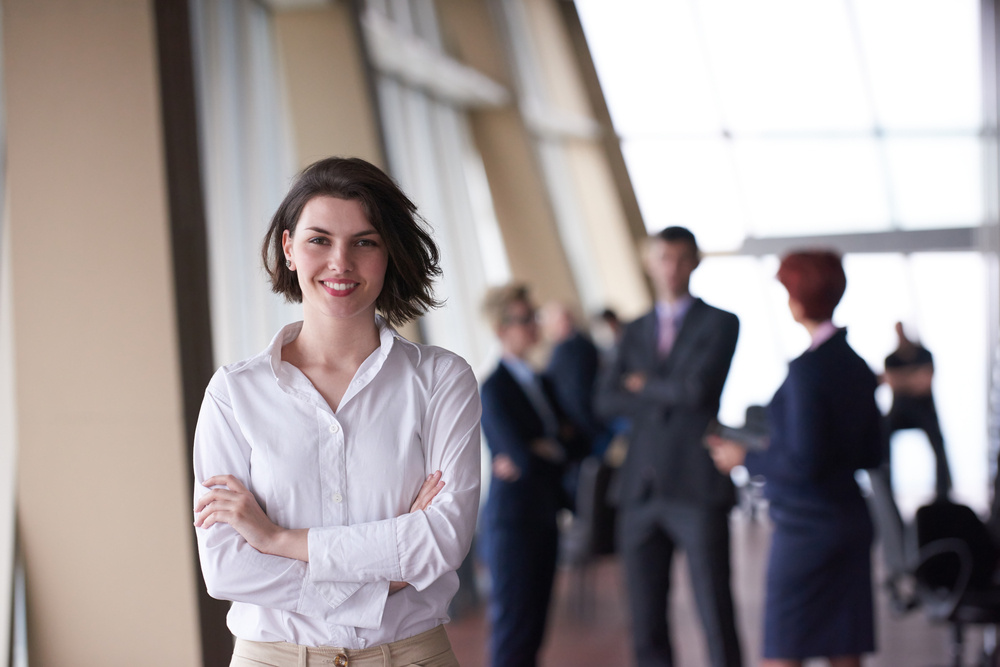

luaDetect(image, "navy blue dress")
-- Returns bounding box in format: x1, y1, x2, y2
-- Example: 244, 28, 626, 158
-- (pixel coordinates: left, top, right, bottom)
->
745, 329, 882, 660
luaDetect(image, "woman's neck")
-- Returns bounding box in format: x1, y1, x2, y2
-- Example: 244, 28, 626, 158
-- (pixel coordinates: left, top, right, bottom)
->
290, 310, 381, 370
801, 319, 823, 337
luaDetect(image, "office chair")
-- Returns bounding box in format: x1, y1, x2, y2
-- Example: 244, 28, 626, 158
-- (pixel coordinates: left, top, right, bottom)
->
913, 499, 1000, 667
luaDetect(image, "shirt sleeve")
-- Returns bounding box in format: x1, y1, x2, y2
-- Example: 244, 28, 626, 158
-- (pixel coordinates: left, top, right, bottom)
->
193, 380, 368, 619
306, 359, 482, 592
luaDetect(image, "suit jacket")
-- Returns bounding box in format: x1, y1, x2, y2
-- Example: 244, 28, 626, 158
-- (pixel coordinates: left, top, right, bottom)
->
596, 298, 739, 508
545, 331, 604, 441
480, 362, 586, 528
746, 328, 882, 514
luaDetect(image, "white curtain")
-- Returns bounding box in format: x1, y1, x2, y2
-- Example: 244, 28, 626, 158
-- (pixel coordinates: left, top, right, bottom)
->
190, 0, 301, 366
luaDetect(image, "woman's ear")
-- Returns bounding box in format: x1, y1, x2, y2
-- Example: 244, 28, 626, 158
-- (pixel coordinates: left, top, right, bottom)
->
281, 229, 295, 271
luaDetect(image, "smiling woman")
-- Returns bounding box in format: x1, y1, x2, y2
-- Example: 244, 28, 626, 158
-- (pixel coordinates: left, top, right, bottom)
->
261, 157, 442, 326
193, 157, 481, 667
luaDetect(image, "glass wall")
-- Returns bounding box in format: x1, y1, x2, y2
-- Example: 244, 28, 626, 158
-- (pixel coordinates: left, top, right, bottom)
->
576, 0, 995, 513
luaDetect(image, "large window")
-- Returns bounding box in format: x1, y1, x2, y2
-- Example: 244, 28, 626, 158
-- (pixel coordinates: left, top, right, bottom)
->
576, 0, 995, 514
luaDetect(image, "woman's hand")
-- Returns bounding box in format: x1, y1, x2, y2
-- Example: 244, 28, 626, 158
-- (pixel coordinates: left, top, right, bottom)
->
195, 474, 308, 561
491, 453, 521, 482
409, 470, 445, 513
389, 471, 446, 595
624, 372, 647, 394
705, 435, 746, 475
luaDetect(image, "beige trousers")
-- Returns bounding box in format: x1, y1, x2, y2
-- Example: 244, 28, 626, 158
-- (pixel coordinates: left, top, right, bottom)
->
230, 625, 458, 667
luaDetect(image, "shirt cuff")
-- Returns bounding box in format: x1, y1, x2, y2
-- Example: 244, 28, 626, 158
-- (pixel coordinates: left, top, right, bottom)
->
307, 519, 401, 584
322, 581, 390, 630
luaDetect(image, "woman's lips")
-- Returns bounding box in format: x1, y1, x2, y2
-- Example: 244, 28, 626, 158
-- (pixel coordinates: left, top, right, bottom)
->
321, 280, 359, 296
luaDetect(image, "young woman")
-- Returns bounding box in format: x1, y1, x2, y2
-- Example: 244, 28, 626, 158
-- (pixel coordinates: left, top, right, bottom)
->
193, 157, 481, 666
708, 250, 882, 667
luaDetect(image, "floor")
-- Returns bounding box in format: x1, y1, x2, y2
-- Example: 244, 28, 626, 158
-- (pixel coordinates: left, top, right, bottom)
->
445, 512, 987, 667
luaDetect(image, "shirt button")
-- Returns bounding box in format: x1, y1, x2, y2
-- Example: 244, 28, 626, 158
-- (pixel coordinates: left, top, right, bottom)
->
329, 423, 340, 433
333, 493, 343, 503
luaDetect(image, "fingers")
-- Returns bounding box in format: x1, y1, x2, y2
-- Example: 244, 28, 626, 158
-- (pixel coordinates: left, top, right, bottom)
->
193, 475, 251, 527
408, 471, 445, 513
200, 474, 246, 493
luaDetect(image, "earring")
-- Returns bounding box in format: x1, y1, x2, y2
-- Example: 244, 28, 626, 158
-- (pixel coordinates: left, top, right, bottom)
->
285, 259, 291, 269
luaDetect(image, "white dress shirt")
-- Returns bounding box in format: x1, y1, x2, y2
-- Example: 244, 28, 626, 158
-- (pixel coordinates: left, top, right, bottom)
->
193, 317, 482, 649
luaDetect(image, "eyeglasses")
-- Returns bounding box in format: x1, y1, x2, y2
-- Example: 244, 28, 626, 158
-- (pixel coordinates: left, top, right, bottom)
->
502, 313, 537, 327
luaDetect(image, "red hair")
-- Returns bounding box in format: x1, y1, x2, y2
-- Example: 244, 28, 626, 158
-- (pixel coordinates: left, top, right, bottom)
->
777, 251, 846, 321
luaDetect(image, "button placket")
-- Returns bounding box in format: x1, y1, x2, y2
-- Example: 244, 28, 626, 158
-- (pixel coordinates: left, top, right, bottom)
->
321, 415, 347, 521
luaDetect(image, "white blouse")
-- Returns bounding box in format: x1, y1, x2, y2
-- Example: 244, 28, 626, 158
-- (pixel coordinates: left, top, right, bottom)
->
193, 318, 482, 649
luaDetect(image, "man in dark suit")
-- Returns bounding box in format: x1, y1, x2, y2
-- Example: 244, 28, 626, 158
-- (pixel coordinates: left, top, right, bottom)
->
480, 284, 586, 667
596, 226, 742, 667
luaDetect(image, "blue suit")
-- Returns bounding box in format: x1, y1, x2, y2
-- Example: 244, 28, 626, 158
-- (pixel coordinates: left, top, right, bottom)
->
745, 328, 883, 659
480, 362, 584, 667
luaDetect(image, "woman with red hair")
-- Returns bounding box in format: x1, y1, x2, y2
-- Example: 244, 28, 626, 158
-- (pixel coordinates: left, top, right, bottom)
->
709, 250, 882, 667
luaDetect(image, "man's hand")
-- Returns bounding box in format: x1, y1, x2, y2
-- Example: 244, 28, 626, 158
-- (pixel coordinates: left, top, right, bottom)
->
704, 435, 746, 475
624, 372, 647, 394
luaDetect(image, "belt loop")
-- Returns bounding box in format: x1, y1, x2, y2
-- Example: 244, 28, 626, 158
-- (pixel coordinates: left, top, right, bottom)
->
380, 642, 391, 666
298, 644, 307, 667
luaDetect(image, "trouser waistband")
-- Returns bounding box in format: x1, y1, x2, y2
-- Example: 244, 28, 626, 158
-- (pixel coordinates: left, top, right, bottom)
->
231, 624, 453, 667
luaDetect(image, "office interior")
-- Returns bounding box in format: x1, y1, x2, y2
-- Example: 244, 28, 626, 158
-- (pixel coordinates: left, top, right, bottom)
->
1, 0, 998, 664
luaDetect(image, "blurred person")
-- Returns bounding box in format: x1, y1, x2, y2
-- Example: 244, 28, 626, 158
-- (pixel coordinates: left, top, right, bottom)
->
591, 307, 625, 361
708, 250, 882, 667
480, 284, 587, 667
539, 300, 607, 487
882, 321, 952, 499
193, 157, 482, 666
596, 226, 742, 667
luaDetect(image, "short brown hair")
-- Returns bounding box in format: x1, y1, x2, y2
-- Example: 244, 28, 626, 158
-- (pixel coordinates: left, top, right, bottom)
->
481, 283, 532, 331
261, 157, 442, 326
777, 250, 846, 321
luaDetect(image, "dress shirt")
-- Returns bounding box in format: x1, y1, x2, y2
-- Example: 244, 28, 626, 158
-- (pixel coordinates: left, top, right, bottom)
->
193, 317, 482, 649
501, 356, 559, 437
655, 295, 694, 356
809, 320, 838, 350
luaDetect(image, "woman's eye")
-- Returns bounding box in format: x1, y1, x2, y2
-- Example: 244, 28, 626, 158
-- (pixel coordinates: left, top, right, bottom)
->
308, 237, 329, 245
356, 239, 378, 247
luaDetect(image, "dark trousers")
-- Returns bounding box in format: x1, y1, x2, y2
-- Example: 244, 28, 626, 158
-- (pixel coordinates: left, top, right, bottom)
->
618, 499, 742, 667
485, 523, 559, 667
883, 396, 951, 498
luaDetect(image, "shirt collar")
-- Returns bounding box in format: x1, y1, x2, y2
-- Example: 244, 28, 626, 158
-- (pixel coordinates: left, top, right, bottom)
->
809, 320, 839, 350
266, 315, 405, 385
656, 295, 694, 321
501, 355, 537, 385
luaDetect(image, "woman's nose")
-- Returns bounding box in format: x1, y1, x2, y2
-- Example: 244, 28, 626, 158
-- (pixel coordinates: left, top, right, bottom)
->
327, 243, 353, 271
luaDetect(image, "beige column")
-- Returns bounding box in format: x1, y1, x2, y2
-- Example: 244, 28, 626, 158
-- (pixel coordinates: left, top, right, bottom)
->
436, 0, 650, 320
5, 1, 201, 665
436, 0, 580, 308
274, 5, 385, 170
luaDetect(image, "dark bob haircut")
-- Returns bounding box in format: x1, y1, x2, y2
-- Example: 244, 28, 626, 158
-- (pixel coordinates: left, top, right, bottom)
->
261, 157, 442, 326
776, 250, 846, 321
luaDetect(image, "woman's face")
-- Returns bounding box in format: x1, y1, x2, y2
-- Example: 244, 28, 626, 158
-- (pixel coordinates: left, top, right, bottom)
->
282, 196, 388, 325
787, 295, 807, 324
